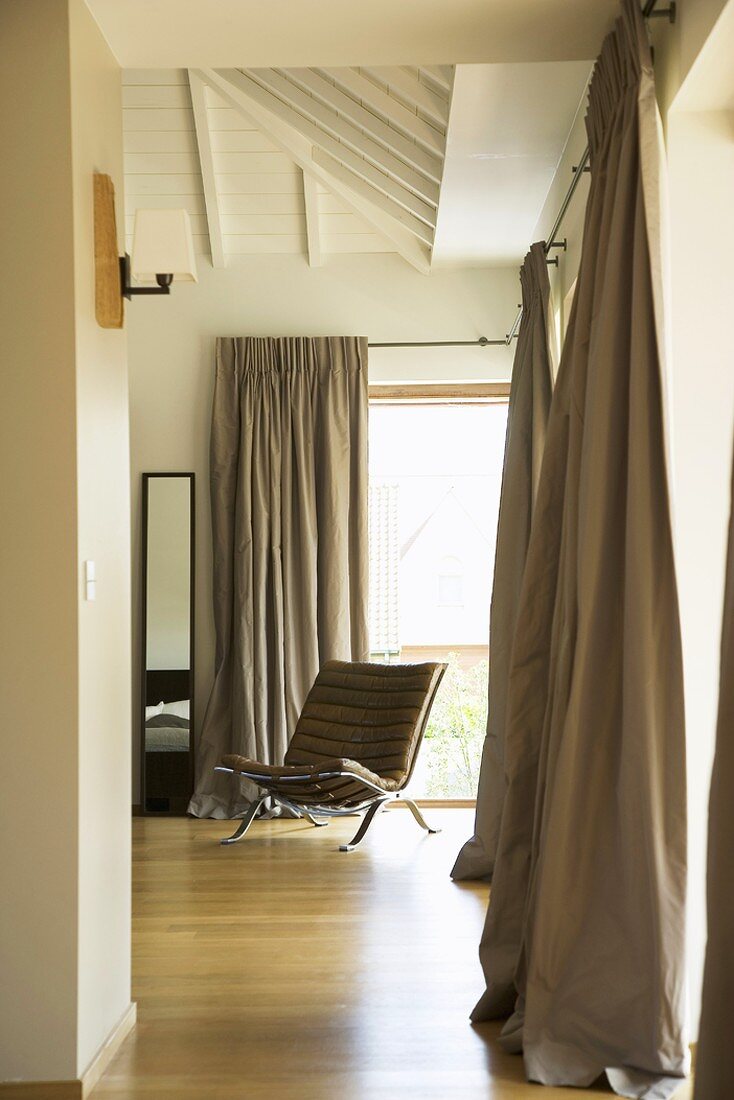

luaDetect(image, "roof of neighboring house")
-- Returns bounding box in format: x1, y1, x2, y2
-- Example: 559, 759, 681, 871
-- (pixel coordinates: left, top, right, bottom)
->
400, 486, 491, 560
369, 483, 400, 654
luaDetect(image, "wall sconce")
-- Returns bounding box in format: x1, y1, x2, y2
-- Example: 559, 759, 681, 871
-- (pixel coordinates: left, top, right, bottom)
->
121, 209, 198, 299
94, 173, 197, 328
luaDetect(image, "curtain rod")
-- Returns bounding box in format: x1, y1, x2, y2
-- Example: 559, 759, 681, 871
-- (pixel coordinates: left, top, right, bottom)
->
503, 0, 674, 344
503, 146, 591, 345
368, 0, 674, 355
368, 338, 506, 348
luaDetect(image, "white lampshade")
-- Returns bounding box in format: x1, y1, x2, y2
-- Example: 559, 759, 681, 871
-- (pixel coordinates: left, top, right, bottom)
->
131, 209, 198, 283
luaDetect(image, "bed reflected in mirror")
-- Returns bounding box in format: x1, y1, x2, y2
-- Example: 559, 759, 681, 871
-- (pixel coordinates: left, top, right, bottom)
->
141, 473, 194, 814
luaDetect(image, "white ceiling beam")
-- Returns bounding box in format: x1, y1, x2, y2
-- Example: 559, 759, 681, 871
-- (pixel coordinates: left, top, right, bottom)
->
302, 170, 322, 268
215, 68, 436, 225
311, 149, 433, 247
322, 68, 445, 156
363, 67, 448, 127
197, 69, 431, 275
241, 68, 439, 205
285, 68, 443, 183
187, 69, 225, 268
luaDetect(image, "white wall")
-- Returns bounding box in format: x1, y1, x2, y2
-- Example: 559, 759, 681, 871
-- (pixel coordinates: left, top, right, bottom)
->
649, 0, 734, 1041
650, 0, 730, 125
667, 105, 734, 1041
128, 256, 518, 798
0, 0, 132, 1084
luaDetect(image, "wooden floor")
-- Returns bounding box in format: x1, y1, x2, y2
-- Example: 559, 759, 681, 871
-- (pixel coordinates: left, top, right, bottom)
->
92, 809, 613, 1099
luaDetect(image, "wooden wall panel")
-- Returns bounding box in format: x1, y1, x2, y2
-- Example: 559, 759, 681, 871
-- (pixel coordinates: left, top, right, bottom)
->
93, 173, 123, 330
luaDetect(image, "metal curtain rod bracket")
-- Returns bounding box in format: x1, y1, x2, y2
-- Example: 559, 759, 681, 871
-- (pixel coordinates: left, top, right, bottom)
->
645, 0, 676, 21
547, 238, 568, 264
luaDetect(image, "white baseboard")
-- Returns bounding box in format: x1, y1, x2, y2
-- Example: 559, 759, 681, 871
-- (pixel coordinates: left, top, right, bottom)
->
0, 1002, 138, 1099
81, 1002, 137, 1098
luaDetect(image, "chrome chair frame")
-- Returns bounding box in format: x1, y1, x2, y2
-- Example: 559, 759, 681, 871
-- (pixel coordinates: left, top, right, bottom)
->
214, 764, 439, 852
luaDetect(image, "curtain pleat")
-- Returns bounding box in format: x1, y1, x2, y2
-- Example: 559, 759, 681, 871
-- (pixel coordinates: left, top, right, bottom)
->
189, 336, 369, 819
471, 2, 688, 1095
694, 456, 734, 1100
452, 242, 554, 882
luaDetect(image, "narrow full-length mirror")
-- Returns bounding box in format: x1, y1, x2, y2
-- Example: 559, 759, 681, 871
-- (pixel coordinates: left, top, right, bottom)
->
141, 473, 194, 814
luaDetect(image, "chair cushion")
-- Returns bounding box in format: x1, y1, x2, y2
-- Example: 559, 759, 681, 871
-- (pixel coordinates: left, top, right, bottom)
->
220, 752, 399, 808
221, 753, 397, 791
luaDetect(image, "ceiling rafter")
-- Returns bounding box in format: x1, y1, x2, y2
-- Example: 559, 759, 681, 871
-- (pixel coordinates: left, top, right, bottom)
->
302, 170, 322, 268
311, 149, 434, 247
197, 68, 431, 274
284, 67, 443, 183
187, 69, 225, 267
216, 68, 437, 226
321, 67, 446, 156
421, 65, 453, 95
241, 67, 440, 206
363, 66, 449, 128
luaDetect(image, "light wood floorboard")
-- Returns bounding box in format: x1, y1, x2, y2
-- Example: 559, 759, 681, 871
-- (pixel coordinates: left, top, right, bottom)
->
91, 810, 613, 1099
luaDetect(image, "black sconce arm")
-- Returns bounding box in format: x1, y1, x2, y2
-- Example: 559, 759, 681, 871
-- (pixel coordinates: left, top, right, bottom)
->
120, 254, 172, 300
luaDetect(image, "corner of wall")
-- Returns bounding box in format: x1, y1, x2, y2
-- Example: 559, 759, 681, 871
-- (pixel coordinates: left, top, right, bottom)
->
68, 0, 133, 1075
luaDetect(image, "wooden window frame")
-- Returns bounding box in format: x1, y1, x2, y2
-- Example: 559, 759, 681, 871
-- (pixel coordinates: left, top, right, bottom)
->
369, 381, 510, 405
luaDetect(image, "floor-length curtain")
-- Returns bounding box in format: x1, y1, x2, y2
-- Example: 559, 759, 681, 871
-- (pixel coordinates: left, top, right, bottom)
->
694, 457, 734, 1100
472, 2, 688, 1095
452, 243, 553, 882
189, 336, 369, 819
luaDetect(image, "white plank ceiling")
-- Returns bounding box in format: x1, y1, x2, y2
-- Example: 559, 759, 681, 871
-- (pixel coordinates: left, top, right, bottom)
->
123, 61, 593, 272
123, 67, 453, 272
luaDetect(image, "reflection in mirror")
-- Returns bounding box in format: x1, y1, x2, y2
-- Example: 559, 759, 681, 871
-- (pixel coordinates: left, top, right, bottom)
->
141, 473, 194, 814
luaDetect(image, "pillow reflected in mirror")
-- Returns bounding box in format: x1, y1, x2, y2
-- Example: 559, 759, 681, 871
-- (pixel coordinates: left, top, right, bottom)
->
160, 699, 190, 721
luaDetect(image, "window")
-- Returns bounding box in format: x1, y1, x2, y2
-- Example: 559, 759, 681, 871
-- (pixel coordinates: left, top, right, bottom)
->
368, 382, 509, 798
437, 555, 464, 606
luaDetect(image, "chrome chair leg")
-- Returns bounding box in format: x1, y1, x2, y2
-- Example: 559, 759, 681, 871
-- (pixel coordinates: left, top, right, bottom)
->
400, 797, 441, 835
339, 797, 391, 852
220, 794, 268, 846
303, 811, 330, 827
270, 792, 329, 827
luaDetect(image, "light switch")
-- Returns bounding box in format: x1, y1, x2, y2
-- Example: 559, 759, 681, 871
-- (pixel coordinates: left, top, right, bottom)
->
84, 560, 96, 602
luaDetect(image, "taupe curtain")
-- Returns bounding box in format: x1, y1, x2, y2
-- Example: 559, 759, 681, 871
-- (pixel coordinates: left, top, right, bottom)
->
695, 459, 734, 1100
471, 2, 688, 1096
452, 243, 553, 882
189, 336, 369, 819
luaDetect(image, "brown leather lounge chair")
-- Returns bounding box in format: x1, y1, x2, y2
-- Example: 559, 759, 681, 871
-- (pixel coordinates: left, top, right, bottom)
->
216, 659, 447, 851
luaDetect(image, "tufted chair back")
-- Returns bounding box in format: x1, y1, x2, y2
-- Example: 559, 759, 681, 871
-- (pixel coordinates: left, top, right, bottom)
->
284, 660, 446, 789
